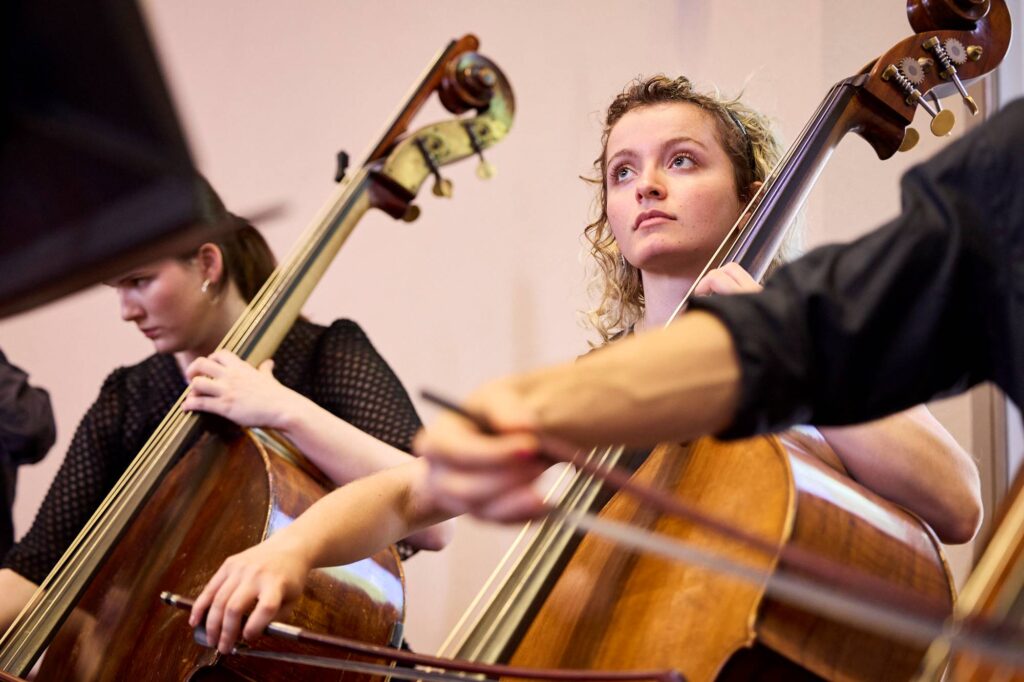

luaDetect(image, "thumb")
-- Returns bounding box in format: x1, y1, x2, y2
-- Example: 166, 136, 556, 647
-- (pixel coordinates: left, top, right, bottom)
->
258, 359, 275, 375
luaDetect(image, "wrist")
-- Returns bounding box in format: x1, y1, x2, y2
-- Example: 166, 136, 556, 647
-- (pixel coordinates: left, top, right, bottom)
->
272, 392, 315, 435
266, 526, 317, 570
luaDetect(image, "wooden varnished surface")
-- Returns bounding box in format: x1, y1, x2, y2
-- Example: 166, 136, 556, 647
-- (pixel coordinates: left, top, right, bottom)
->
35, 430, 403, 681
757, 438, 954, 681
508, 437, 794, 682
503, 433, 954, 681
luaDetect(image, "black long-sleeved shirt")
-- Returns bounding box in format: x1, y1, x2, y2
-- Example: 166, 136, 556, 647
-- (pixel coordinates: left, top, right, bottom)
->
692, 97, 1024, 438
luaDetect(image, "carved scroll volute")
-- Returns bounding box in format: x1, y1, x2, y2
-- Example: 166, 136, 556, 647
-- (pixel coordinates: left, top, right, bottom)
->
367, 51, 515, 220
907, 0, 992, 32
848, 0, 1010, 159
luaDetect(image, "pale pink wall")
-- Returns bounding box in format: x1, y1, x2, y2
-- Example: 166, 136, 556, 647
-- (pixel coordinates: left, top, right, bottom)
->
0, 0, 1008, 653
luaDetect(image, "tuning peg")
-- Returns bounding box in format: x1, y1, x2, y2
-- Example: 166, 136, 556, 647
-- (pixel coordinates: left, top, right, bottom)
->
923, 36, 979, 116
402, 205, 421, 223
899, 127, 920, 152
927, 107, 956, 136
925, 91, 956, 135
415, 138, 454, 200
882, 64, 955, 137
432, 177, 454, 197
476, 159, 496, 180
463, 122, 496, 181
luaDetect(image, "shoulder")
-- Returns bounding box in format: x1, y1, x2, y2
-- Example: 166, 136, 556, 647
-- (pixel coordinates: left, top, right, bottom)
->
284, 318, 371, 355
104, 353, 179, 392
272, 318, 373, 391
275, 318, 365, 359
88, 354, 181, 419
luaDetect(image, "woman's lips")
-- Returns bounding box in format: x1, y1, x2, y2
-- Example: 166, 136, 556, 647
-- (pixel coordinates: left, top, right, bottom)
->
634, 210, 676, 229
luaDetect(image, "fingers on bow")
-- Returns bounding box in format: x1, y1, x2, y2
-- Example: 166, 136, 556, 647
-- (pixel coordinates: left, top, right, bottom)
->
189, 564, 286, 654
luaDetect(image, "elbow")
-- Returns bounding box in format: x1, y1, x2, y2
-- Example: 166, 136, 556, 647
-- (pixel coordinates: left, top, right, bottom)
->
937, 504, 982, 545
932, 485, 983, 545
404, 518, 455, 552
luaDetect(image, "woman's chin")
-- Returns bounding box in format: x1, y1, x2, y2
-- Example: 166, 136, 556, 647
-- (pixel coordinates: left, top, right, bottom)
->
149, 337, 182, 355
632, 252, 701, 278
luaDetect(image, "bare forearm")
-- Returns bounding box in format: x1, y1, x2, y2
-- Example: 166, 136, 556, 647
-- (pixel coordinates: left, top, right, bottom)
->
274, 395, 414, 485
270, 460, 444, 568
0, 569, 38, 633
514, 311, 741, 446
818, 406, 982, 543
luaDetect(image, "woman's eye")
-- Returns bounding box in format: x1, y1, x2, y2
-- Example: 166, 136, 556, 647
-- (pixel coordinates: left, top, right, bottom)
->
612, 165, 633, 182
670, 154, 695, 169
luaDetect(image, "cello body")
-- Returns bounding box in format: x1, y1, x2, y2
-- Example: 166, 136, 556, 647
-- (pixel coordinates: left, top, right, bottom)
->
507, 434, 955, 681
36, 428, 403, 682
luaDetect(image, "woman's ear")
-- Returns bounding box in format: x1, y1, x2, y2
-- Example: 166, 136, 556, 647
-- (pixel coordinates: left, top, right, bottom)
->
195, 243, 226, 288
737, 180, 763, 227
744, 180, 763, 202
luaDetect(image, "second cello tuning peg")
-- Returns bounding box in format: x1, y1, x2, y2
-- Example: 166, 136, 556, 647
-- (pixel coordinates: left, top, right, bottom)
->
402, 205, 421, 223
476, 159, 496, 180
415, 137, 454, 199
433, 177, 454, 198
899, 127, 920, 152
923, 36, 980, 116
463, 122, 496, 181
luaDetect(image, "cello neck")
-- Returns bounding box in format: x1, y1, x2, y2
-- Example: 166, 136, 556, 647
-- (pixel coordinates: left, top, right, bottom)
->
722, 76, 864, 281
216, 167, 376, 364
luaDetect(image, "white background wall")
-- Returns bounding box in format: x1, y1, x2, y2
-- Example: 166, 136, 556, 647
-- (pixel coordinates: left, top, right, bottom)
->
1, 0, 1019, 653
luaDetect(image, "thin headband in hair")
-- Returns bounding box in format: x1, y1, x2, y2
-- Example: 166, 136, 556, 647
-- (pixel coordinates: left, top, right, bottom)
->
725, 109, 757, 177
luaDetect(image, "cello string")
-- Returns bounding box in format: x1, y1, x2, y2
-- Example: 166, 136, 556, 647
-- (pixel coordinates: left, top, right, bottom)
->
436, 445, 617, 657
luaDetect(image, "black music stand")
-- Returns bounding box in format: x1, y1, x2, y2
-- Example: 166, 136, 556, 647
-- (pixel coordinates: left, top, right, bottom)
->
0, 0, 224, 318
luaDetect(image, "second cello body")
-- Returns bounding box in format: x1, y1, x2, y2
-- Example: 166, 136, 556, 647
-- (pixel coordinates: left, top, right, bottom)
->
506, 434, 955, 681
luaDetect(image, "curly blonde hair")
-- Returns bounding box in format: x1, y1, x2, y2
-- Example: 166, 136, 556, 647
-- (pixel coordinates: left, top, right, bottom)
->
584, 75, 798, 343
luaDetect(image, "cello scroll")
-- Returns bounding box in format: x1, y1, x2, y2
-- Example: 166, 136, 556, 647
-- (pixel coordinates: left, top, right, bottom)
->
852, 0, 1010, 157
366, 49, 514, 220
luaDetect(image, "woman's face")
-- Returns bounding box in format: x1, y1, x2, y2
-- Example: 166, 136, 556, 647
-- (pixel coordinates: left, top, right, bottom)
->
605, 102, 745, 277
109, 258, 215, 355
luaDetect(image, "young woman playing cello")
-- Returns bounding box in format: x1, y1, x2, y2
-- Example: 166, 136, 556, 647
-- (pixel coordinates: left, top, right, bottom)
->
0, 203, 452, 632
189, 76, 982, 652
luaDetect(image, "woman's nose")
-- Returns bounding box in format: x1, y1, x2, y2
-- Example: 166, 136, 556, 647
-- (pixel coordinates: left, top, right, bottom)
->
119, 293, 142, 321
635, 167, 665, 201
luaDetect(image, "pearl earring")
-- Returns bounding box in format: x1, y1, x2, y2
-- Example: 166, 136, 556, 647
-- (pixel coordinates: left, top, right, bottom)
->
201, 279, 211, 294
